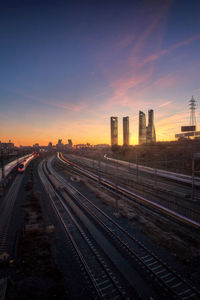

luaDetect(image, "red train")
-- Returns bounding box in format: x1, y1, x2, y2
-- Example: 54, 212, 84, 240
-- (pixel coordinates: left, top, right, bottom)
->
18, 163, 25, 173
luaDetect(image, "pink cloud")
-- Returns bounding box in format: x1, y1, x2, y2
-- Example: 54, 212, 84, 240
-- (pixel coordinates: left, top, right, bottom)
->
99, 8, 171, 111
115, 34, 135, 51
158, 101, 173, 108
104, 29, 199, 110
7, 88, 87, 113
45, 100, 87, 112
97, 4, 198, 116
140, 33, 200, 66
152, 73, 177, 89
129, 13, 166, 66
103, 67, 153, 110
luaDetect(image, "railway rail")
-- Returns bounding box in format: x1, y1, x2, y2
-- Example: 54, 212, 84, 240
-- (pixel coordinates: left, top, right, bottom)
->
58, 152, 200, 229
0, 154, 33, 182
59, 154, 200, 221
64, 154, 200, 201
0, 175, 23, 257
48, 156, 200, 300
0, 155, 35, 258
39, 161, 133, 299
104, 154, 200, 187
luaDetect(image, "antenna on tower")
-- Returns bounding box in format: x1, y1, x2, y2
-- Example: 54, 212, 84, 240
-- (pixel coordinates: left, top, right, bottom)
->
189, 96, 196, 126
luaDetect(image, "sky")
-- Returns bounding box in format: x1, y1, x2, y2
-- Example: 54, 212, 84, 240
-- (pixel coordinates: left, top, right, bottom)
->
0, 0, 200, 146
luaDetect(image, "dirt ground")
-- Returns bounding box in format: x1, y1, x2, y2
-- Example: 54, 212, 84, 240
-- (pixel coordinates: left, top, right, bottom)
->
6, 166, 68, 300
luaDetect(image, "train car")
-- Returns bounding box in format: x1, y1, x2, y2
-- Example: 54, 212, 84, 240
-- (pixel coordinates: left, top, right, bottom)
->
18, 163, 25, 173
34, 152, 40, 157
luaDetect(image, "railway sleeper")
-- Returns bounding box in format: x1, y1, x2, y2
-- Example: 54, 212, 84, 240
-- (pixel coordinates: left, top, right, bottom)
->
143, 257, 154, 263
160, 272, 171, 279
101, 288, 120, 299
182, 293, 197, 299
97, 279, 110, 287
178, 288, 192, 296
165, 277, 176, 284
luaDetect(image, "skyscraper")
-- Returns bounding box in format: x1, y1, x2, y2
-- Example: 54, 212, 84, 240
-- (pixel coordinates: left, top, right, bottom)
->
139, 111, 146, 144
56, 139, 63, 151
48, 142, 53, 149
123, 116, 129, 146
111, 117, 118, 146
146, 109, 156, 143
68, 139, 73, 148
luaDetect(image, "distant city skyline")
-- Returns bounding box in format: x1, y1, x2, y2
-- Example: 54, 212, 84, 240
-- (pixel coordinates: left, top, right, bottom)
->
0, 1, 200, 146
0, 97, 199, 147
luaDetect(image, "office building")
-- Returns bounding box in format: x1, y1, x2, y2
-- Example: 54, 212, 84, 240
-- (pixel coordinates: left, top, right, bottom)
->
146, 109, 156, 143
0, 141, 14, 151
56, 139, 63, 151
139, 111, 146, 144
123, 116, 129, 146
138, 109, 156, 144
68, 139, 73, 148
48, 142, 53, 149
111, 117, 118, 146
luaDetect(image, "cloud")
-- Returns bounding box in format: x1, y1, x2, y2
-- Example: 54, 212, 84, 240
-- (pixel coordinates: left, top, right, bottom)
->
99, 8, 171, 111
158, 101, 173, 108
129, 12, 166, 66
45, 100, 87, 112
4, 88, 88, 114
101, 29, 199, 112
101, 67, 153, 110
140, 33, 200, 66
153, 73, 176, 89
154, 110, 189, 141
156, 111, 188, 127
115, 34, 135, 51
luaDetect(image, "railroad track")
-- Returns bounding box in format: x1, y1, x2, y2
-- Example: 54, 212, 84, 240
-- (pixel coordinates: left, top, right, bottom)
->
103, 154, 200, 187
0, 278, 7, 300
58, 152, 200, 228
60, 155, 200, 216
51, 155, 200, 299
65, 153, 200, 192
39, 161, 133, 300
0, 158, 34, 259
0, 175, 23, 257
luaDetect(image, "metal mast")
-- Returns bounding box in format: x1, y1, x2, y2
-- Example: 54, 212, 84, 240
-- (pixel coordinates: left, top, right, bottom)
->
189, 96, 196, 126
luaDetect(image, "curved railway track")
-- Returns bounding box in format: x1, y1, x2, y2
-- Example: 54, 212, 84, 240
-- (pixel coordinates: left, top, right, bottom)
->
63, 153, 200, 201
0, 155, 36, 257
39, 161, 134, 300
47, 156, 200, 300
58, 155, 200, 222
0, 175, 23, 256
58, 152, 200, 229
104, 154, 200, 187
